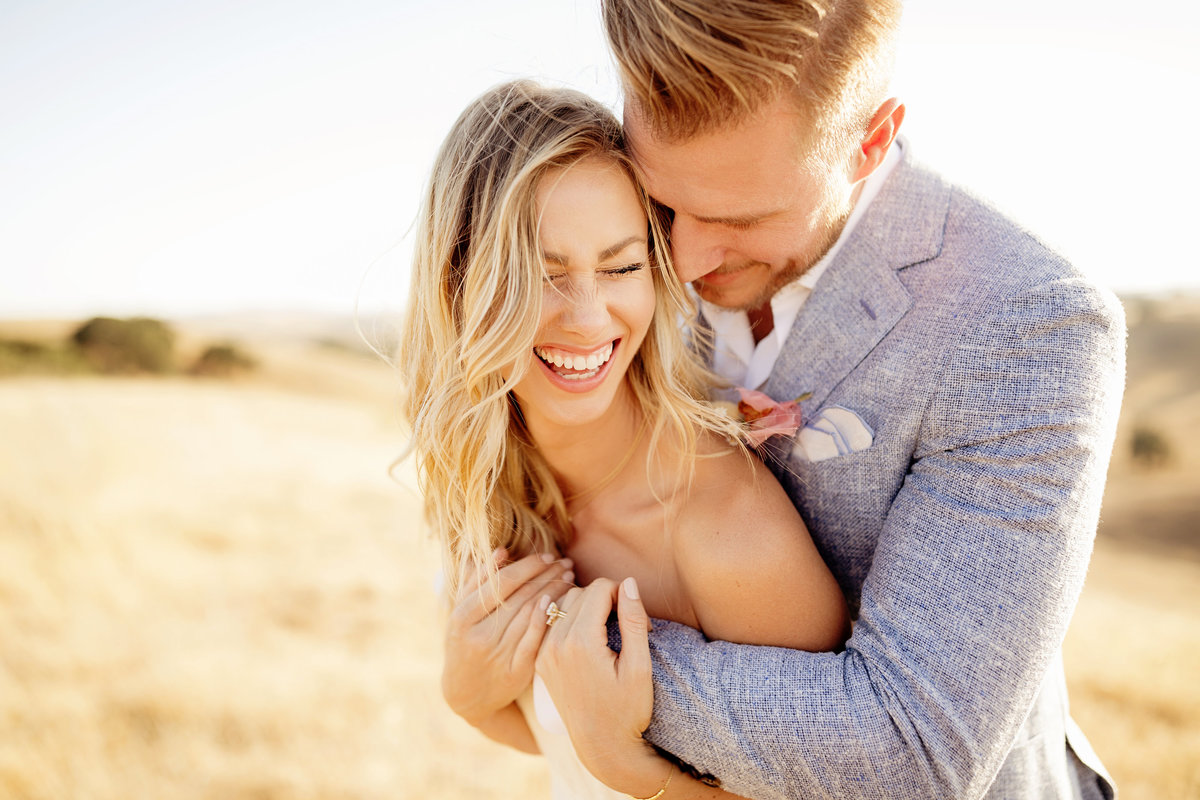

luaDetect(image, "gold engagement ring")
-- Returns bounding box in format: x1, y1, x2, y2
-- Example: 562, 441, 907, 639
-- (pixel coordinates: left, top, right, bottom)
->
545, 601, 568, 626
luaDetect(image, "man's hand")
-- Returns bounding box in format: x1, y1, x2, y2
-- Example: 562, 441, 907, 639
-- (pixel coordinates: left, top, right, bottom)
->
441, 549, 574, 727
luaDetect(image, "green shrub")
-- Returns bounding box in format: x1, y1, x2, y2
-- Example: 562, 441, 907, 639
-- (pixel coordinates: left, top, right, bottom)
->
71, 317, 177, 374
1131, 426, 1171, 469
190, 343, 257, 377
0, 338, 90, 376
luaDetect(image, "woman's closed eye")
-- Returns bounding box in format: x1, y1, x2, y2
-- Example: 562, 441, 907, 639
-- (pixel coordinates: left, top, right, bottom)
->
544, 263, 646, 284
601, 262, 646, 277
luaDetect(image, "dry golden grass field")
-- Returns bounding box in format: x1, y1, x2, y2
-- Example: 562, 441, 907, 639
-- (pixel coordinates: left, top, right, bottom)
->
1, 299, 1197, 800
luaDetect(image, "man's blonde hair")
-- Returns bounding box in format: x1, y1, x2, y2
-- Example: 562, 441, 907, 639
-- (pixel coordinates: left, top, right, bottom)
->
399, 80, 745, 599
603, 0, 900, 160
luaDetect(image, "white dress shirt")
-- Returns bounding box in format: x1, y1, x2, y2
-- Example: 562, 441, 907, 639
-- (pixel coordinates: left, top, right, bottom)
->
699, 142, 902, 392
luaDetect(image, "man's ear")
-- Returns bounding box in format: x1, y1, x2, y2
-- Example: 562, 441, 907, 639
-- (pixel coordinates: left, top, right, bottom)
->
851, 98, 905, 183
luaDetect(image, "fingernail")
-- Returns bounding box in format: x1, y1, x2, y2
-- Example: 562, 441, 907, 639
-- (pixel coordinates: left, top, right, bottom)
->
540, 553, 555, 563
562, 571, 575, 585
492, 546, 507, 561
623, 577, 639, 600
560, 558, 573, 569
538, 594, 550, 611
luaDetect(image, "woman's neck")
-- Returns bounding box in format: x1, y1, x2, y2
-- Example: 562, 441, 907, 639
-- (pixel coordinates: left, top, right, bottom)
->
526, 384, 648, 505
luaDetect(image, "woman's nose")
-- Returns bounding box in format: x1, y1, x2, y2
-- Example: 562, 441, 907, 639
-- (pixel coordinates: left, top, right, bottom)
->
558, 279, 610, 336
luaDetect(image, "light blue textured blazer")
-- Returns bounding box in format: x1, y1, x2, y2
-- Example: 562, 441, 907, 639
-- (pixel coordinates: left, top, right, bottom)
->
641, 142, 1126, 799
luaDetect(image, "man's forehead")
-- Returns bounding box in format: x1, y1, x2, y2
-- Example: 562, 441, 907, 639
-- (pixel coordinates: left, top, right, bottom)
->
624, 108, 804, 219
625, 93, 813, 149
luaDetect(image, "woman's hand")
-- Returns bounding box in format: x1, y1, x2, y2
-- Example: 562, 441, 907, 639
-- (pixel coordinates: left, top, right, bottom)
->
441, 549, 574, 728
536, 577, 671, 797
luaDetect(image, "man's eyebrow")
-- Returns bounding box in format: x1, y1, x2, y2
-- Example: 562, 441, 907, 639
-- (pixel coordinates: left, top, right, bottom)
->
692, 210, 779, 226
543, 234, 645, 266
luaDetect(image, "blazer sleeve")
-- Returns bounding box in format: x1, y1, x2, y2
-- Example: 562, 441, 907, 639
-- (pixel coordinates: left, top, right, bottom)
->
641, 278, 1126, 799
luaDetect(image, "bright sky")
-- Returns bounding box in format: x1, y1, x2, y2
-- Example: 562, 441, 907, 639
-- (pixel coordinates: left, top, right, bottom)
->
1, 0, 1197, 319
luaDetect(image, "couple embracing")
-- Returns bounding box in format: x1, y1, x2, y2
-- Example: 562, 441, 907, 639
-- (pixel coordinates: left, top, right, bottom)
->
399, 2, 1124, 798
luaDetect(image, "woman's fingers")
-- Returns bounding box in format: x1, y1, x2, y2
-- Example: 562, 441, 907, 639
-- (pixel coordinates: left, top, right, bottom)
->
450, 547, 502, 611
454, 552, 569, 627
535, 578, 655, 773
440, 557, 574, 723
544, 585, 585, 638
542, 580, 614, 652
502, 558, 574, 619
490, 553, 557, 608
614, 577, 651, 681
511, 593, 554, 672
569, 579, 616, 629
494, 561, 573, 646
537, 578, 656, 747
540, 578, 649, 691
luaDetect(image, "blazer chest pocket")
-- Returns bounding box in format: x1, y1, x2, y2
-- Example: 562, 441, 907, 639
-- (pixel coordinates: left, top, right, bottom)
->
789, 405, 874, 463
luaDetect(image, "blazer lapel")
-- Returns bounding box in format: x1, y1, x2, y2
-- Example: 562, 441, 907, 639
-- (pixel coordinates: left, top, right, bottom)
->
764, 146, 951, 416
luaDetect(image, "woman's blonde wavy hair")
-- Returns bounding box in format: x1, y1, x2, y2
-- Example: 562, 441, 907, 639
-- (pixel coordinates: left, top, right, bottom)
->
399, 80, 745, 598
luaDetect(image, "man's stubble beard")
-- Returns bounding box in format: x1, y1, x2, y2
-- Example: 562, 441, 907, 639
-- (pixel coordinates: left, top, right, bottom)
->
708, 202, 852, 313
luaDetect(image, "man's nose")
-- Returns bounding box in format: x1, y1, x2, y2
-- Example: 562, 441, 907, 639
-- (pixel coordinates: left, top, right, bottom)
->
670, 215, 725, 282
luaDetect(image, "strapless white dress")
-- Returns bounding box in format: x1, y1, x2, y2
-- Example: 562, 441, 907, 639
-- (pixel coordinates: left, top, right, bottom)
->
516, 675, 629, 800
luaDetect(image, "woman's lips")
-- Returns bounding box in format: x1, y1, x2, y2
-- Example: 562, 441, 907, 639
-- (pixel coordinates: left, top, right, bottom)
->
534, 341, 615, 373
532, 340, 620, 392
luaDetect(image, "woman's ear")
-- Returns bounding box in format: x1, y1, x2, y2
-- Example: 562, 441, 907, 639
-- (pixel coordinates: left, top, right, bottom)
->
851, 98, 906, 183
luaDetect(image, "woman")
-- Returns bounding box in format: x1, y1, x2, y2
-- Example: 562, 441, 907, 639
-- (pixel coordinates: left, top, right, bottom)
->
399, 79, 848, 799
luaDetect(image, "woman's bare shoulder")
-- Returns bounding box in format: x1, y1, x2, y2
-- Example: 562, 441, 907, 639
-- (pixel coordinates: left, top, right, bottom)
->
674, 435, 849, 651
684, 434, 806, 536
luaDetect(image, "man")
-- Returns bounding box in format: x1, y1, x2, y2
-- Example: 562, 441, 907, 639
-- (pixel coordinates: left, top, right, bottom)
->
594, 1, 1124, 798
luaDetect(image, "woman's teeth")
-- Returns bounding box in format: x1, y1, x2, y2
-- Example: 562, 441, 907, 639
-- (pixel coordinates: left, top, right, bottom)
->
534, 342, 614, 378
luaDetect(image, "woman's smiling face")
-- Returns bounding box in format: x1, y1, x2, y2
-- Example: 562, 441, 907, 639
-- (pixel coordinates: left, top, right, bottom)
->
510, 156, 655, 437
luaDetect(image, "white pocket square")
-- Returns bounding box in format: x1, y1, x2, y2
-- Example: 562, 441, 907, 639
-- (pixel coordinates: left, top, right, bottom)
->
791, 405, 874, 463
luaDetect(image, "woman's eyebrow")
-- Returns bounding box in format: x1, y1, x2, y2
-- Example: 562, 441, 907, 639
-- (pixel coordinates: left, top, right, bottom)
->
543, 234, 645, 266
598, 235, 644, 262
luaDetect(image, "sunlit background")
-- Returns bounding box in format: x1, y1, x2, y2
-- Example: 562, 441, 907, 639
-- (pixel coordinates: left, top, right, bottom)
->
2, 0, 1197, 319
2, 6, 1200, 800
2, 4, 1199, 799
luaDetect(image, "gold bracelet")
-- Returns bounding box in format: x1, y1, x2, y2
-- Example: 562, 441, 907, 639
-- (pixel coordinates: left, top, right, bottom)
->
629, 765, 673, 800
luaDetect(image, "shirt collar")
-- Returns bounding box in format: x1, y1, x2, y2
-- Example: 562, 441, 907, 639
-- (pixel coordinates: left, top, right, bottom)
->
698, 141, 902, 328
696, 142, 903, 389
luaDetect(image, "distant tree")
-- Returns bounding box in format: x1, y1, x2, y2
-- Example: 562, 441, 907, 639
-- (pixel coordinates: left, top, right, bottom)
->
190, 343, 257, 377
0, 339, 71, 375
71, 317, 177, 374
0, 339, 51, 374
1130, 425, 1171, 469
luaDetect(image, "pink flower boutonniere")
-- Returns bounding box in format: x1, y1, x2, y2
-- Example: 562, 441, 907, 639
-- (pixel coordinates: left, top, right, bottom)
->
722, 387, 812, 448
